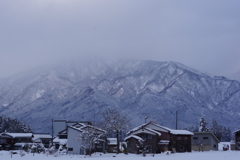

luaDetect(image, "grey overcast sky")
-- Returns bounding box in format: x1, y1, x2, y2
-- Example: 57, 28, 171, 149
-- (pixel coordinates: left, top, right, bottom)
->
0, 0, 240, 79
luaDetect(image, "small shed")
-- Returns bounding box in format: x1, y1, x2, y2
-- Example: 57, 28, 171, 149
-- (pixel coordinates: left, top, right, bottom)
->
32, 133, 52, 148
107, 138, 117, 153
191, 132, 220, 151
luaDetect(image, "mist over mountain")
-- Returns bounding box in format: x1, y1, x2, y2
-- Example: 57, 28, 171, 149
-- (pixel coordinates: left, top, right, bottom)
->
0, 60, 240, 133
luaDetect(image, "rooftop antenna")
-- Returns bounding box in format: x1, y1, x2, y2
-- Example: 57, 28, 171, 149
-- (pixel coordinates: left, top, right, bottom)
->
145, 116, 148, 123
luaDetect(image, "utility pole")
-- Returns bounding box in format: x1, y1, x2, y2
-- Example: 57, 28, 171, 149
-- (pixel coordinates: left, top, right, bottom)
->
51, 118, 54, 147
176, 111, 178, 129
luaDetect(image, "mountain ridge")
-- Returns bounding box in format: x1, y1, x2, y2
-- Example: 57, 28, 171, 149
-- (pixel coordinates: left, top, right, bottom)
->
0, 60, 239, 132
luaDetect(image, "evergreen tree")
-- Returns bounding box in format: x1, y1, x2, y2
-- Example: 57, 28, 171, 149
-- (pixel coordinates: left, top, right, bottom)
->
186, 124, 199, 132
0, 116, 32, 133
199, 117, 208, 132
221, 126, 231, 141
209, 119, 232, 141
209, 119, 222, 140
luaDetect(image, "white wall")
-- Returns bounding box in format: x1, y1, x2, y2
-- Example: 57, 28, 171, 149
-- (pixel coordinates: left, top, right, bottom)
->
67, 127, 84, 155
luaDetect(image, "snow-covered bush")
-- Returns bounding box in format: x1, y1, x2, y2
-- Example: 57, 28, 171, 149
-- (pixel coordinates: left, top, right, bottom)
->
22, 143, 30, 153
121, 143, 128, 155
19, 150, 25, 157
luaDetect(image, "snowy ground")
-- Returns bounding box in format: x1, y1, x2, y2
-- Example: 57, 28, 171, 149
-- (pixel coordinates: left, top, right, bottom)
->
0, 150, 239, 160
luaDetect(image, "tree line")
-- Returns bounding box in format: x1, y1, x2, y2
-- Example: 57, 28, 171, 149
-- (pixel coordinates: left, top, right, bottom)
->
187, 117, 231, 141
0, 116, 32, 133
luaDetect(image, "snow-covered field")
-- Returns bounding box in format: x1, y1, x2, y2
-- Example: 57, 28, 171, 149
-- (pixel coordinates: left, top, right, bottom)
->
0, 151, 239, 160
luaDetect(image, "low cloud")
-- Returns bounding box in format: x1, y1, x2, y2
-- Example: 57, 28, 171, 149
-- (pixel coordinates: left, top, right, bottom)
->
0, 0, 239, 79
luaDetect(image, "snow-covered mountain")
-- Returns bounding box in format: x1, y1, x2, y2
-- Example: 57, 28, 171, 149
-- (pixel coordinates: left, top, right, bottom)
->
0, 60, 240, 133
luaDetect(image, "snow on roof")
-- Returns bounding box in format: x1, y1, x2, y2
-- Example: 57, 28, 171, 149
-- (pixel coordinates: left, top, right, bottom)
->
126, 123, 149, 135
233, 129, 240, 134
127, 121, 192, 136
156, 124, 193, 135
193, 132, 220, 143
169, 129, 193, 135
124, 135, 143, 141
158, 140, 169, 144
53, 137, 67, 145
146, 128, 161, 136
69, 123, 107, 134
107, 138, 117, 145
127, 125, 161, 136
2, 133, 33, 138
14, 143, 32, 146
58, 129, 67, 135
32, 133, 52, 140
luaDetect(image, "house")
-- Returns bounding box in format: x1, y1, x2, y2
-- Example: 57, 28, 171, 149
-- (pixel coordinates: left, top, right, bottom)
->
67, 123, 107, 155
233, 129, 240, 150
125, 126, 161, 153
125, 121, 193, 153
53, 129, 68, 150
191, 132, 220, 151
0, 132, 33, 150
52, 120, 92, 151
0, 134, 10, 150
53, 120, 107, 155
53, 120, 92, 137
32, 133, 52, 148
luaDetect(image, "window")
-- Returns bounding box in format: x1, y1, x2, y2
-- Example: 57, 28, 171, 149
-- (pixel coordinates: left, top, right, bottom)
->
96, 144, 103, 148
68, 148, 73, 151
203, 137, 208, 139
177, 136, 182, 140
193, 137, 198, 139
55, 144, 60, 149
146, 134, 152, 139
213, 144, 216, 148
59, 135, 67, 139
0, 139, 6, 143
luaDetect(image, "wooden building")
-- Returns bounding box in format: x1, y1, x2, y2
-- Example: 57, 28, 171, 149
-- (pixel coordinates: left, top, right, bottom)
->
0, 132, 33, 150
125, 121, 193, 153
125, 127, 161, 153
233, 129, 240, 150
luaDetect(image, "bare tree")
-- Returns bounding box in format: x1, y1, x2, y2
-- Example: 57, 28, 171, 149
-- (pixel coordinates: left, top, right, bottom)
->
101, 108, 130, 154
76, 125, 106, 156
136, 138, 147, 156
